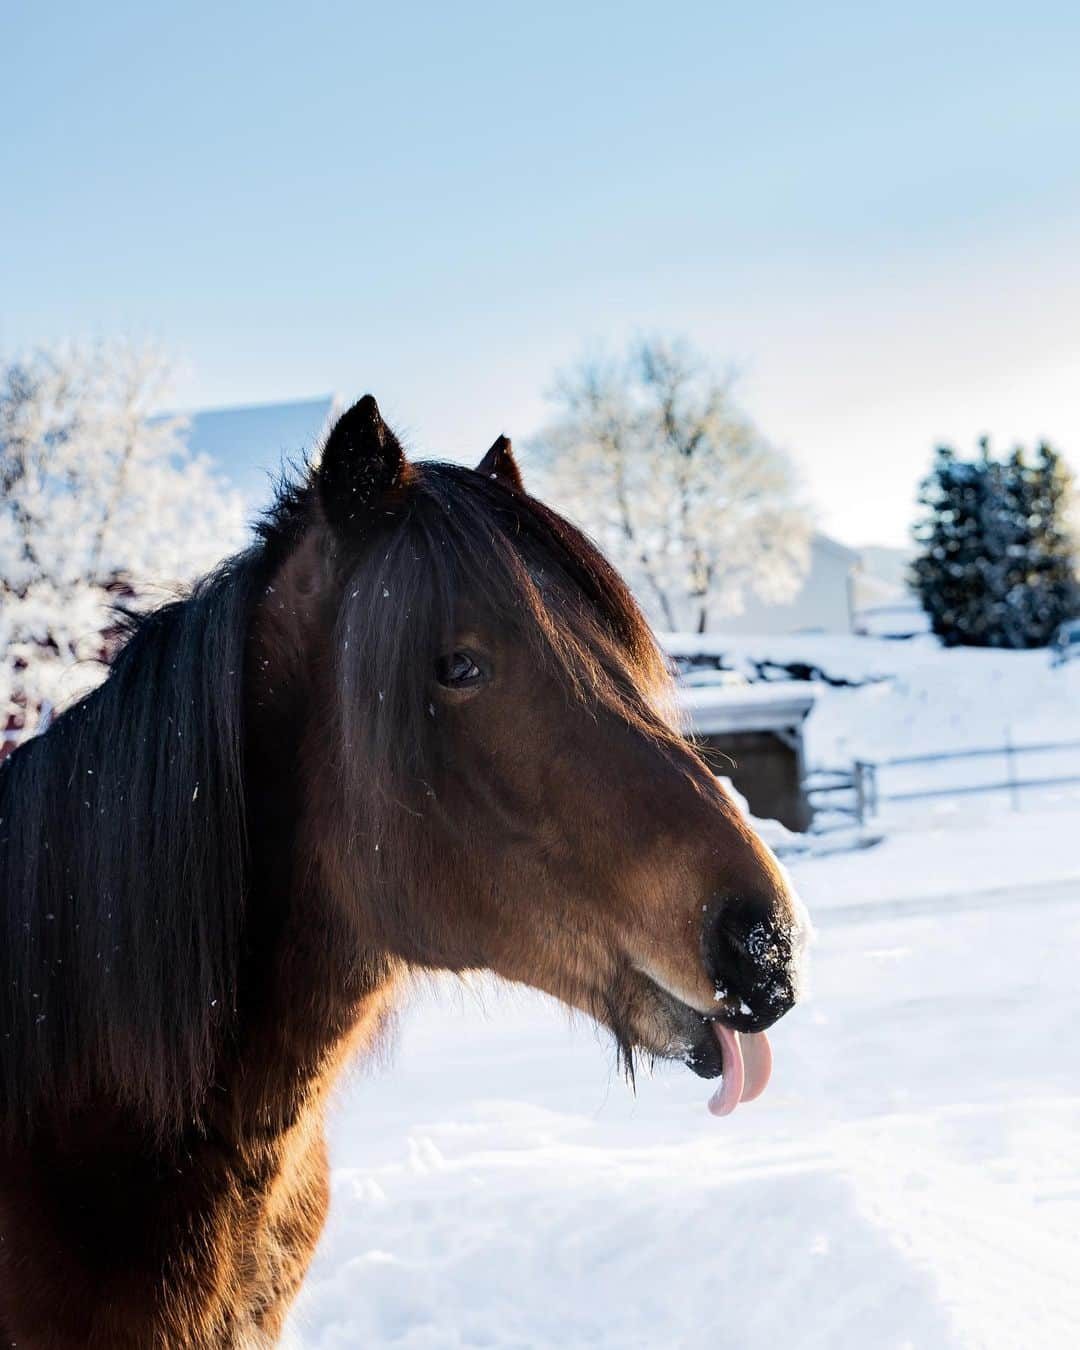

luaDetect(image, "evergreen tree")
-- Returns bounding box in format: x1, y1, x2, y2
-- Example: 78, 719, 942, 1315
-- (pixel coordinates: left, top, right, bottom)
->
911, 438, 1080, 648
1021, 442, 1080, 645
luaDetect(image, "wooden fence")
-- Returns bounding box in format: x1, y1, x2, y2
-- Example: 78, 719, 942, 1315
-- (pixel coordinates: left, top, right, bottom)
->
806, 738, 1080, 829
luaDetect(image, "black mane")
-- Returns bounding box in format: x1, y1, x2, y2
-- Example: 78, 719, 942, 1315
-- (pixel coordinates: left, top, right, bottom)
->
0, 551, 267, 1138
0, 459, 670, 1140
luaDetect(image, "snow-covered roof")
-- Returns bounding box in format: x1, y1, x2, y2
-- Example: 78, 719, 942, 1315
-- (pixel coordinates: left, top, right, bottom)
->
678, 682, 816, 735
662, 632, 735, 658
811, 531, 860, 563
183, 396, 336, 508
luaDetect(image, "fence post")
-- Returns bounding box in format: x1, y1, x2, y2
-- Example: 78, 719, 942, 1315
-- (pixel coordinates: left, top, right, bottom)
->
854, 760, 867, 827
1005, 726, 1020, 811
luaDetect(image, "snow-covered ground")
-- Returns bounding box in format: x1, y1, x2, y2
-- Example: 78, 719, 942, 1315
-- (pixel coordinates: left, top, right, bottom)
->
284, 804, 1080, 1349
671, 632, 1080, 830
280, 636, 1080, 1347
704, 633, 1080, 771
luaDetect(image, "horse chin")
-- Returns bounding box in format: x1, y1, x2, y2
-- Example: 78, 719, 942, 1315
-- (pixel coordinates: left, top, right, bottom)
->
614, 971, 725, 1080
682, 1017, 728, 1079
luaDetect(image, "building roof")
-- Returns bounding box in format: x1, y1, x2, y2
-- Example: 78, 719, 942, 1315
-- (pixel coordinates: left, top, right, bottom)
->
183, 396, 336, 508
811, 531, 860, 564
677, 682, 817, 735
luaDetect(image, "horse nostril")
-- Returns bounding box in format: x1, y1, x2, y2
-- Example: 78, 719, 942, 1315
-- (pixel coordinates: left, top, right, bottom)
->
705, 896, 801, 1031
711, 923, 761, 993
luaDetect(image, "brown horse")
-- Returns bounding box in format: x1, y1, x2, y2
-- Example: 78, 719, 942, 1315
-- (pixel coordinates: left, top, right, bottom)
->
0, 396, 806, 1346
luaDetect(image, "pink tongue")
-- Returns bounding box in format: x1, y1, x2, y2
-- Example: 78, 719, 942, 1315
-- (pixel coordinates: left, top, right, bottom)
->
706, 1024, 773, 1117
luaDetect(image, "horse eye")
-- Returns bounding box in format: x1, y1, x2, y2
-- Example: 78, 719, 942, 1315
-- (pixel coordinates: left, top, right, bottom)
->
435, 651, 485, 688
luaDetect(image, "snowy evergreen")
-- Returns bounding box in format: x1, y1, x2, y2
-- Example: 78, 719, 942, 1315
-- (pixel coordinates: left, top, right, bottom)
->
530, 338, 811, 634
911, 438, 1080, 648
0, 344, 246, 746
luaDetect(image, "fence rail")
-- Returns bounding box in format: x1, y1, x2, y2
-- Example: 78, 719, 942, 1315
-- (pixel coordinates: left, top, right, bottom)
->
806, 737, 1080, 829
875, 739, 1080, 768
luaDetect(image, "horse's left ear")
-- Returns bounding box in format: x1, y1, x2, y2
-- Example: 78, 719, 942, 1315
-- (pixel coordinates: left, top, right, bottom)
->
317, 395, 410, 533
476, 434, 524, 492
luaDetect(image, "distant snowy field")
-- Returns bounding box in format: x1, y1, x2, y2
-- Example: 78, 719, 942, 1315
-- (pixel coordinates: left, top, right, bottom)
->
284, 638, 1080, 1349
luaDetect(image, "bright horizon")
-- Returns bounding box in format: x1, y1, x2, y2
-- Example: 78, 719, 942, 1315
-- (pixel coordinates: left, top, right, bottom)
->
5, 1, 1079, 548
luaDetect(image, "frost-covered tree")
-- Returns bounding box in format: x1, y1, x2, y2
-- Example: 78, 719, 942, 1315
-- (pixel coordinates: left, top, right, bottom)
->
530, 339, 811, 633
1, 344, 246, 747
911, 438, 1080, 648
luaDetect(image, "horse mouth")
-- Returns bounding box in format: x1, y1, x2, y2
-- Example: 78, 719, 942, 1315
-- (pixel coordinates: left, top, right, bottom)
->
628, 976, 775, 1119
689, 1017, 773, 1117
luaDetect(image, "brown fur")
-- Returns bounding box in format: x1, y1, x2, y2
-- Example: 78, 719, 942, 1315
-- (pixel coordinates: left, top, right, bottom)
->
0, 400, 803, 1344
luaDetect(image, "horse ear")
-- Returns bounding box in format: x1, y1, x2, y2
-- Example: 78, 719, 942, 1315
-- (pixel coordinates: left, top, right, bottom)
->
317, 395, 409, 532
476, 434, 524, 492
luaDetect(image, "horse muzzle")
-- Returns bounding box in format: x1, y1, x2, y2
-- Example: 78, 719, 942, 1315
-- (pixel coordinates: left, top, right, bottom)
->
703, 891, 809, 1034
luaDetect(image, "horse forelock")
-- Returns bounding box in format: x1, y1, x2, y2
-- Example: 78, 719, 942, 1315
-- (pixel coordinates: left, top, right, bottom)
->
324, 463, 678, 828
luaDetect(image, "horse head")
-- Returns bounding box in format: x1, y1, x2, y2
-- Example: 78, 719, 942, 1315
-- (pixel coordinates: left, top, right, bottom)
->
256, 395, 808, 1115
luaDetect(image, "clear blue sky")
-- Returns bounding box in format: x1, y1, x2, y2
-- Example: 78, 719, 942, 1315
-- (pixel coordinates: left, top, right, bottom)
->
4, 1, 1079, 545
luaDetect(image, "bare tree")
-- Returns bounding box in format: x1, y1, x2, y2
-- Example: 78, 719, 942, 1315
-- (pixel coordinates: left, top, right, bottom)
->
531, 338, 812, 633
1, 343, 245, 743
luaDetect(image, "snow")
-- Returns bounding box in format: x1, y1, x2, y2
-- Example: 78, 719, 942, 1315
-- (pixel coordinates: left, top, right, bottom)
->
678, 680, 818, 714
1, 345, 247, 739
795, 810, 1080, 912
277, 636, 1080, 1348
6, 388, 1077, 1348
284, 805, 1080, 1349
665, 633, 1080, 834
665, 632, 1080, 770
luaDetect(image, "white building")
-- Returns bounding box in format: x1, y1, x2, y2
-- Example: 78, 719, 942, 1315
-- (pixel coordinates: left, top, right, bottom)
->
711, 537, 925, 638
717, 532, 859, 635
850, 545, 927, 637
184, 396, 336, 512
